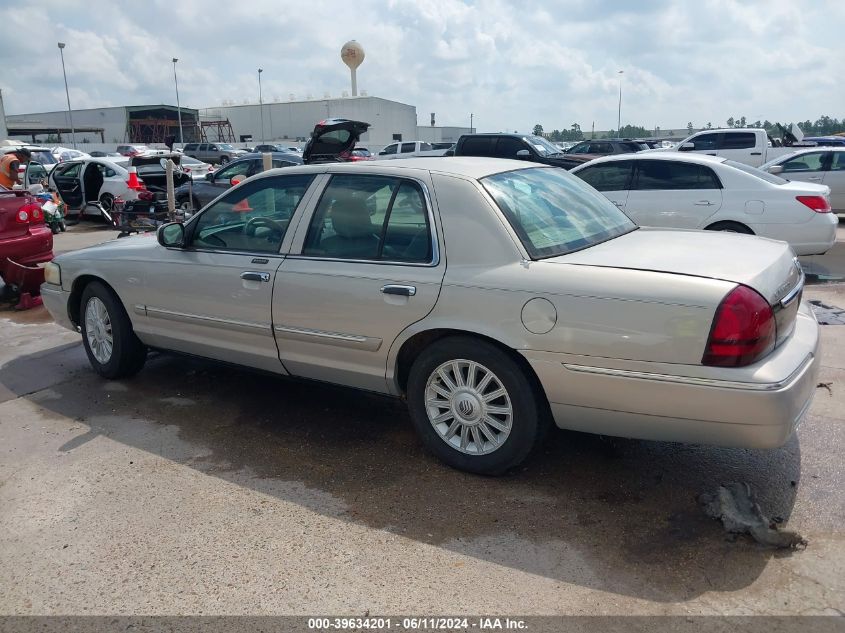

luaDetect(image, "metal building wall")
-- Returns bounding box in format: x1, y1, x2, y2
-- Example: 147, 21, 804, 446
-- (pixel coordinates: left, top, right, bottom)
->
203, 96, 418, 148
5, 106, 128, 143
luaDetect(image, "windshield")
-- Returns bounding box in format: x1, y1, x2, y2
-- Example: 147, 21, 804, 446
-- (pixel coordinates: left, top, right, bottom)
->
30, 150, 58, 165
527, 136, 562, 156
724, 160, 788, 185
218, 144, 235, 151
482, 167, 636, 259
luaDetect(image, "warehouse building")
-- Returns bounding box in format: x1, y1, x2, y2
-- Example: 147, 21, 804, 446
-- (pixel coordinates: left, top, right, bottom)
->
5, 96, 470, 150
4, 104, 200, 145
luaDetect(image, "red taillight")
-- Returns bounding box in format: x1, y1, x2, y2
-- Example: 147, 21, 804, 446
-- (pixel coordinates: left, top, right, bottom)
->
30, 204, 43, 222
15, 202, 43, 224
703, 285, 776, 367
137, 190, 154, 201
16, 208, 30, 223
796, 195, 831, 213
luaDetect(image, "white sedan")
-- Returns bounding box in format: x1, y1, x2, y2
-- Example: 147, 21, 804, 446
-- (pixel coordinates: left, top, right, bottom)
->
761, 147, 845, 217
571, 153, 837, 256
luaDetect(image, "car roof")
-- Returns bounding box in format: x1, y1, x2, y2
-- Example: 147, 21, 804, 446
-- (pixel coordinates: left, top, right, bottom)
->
252, 157, 539, 181
572, 152, 727, 169
240, 151, 303, 163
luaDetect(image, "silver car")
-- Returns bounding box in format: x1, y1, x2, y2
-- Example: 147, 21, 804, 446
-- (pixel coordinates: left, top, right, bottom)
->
762, 147, 845, 216
40, 158, 820, 475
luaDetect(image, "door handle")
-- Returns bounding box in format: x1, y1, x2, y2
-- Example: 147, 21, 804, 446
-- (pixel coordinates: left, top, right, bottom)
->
381, 284, 416, 297
808, 176, 822, 181
750, 152, 762, 156
241, 271, 270, 282
612, 201, 624, 207
694, 200, 715, 206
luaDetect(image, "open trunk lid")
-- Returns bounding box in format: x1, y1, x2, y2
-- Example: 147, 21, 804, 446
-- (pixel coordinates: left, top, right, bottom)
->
303, 118, 370, 164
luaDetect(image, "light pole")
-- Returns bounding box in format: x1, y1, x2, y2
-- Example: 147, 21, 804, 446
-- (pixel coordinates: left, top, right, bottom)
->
172, 58, 184, 148
57, 42, 76, 149
258, 68, 265, 143
470, 113, 474, 133
616, 70, 624, 136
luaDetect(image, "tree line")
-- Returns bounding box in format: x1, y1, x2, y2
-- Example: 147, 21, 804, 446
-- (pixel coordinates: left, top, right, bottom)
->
532, 115, 843, 141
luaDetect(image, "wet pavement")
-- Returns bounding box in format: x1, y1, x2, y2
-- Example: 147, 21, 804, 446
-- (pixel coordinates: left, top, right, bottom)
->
0, 223, 843, 616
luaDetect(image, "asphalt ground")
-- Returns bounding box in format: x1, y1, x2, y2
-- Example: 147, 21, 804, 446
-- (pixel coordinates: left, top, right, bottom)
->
0, 220, 843, 620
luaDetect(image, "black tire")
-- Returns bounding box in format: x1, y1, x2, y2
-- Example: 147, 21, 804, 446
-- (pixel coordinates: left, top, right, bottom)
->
705, 221, 754, 235
407, 336, 546, 475
99, 193, 115, 214
79, 281, 147, 379
59, 220, 67, 232
220, 156, 230, 165
51, 224, 60, 235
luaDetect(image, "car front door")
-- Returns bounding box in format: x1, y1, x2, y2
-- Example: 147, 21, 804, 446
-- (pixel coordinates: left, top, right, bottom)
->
778, 151, 828, 186
273, 171, 445, 392
49, 162, 84, 209
822, 151, 845, 213
134, 173, 320, 372
624, 159, 723, 228
682, 132, 721, 157
573, 161, 633, 211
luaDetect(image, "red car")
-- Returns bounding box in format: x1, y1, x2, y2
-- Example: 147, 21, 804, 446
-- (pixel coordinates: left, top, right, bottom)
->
0, 190, 54, 287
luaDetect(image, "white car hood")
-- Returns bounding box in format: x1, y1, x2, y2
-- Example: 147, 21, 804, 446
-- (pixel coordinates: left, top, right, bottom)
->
546, 227, 801, 305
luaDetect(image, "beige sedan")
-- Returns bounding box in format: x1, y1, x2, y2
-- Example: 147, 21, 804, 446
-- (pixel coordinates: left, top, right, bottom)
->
41, 158, 820, 474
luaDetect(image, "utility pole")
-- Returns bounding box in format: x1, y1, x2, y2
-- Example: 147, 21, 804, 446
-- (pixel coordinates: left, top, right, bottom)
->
258, 68, 265, 144
617, 70, 624, 135
57, 43, 76, 149
172, 58, 184, 147
470, 113, 474, 133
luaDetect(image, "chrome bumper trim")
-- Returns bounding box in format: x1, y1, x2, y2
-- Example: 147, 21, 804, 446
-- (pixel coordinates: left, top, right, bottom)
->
562, 354, 813, 392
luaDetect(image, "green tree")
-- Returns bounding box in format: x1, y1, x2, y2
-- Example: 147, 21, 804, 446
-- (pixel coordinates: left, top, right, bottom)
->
706, 122, 712, 129
739, 116, 747, 128
726, 117, 735, 128
533, 124, 544, 136
687, 122, 694, 134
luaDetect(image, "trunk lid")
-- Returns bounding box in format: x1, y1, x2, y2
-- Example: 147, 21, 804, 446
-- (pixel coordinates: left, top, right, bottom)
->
0, 190, 33, 240
548, 227, 802, 306
302, 118, 370, 164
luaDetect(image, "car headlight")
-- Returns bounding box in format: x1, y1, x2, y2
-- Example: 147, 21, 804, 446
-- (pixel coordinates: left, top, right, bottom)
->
44, 262, 61, 286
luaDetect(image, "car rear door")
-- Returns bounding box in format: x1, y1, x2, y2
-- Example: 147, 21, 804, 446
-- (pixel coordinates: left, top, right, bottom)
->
49, 162, 84, 209
572, 161, 633, 211
273, 171, 445, 393
716, 131, 760, 165
821, 151, 845, 213
624, 159, 723, 228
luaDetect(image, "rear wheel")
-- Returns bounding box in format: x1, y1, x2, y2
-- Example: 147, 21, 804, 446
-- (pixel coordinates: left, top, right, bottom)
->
80, 281, 147, 379
407, 336, 545, 475
705, 221, 754, 234
219, 156, 230, 165
99, 193, 115, 213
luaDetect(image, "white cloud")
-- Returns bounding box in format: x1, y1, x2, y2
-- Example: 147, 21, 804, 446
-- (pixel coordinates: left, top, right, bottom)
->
1, 0, 842, 134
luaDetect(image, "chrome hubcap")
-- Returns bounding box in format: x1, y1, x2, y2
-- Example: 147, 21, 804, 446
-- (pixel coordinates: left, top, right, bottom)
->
84, 297, 113, 364
425, 359, 513, 455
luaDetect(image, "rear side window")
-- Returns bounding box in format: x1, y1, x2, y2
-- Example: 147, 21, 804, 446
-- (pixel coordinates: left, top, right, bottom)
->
720, 133, 756, 150
198, 144, 209, 151
303, 175, 432, 263
401, 143, 416, 153
831, 153, 845, 171
633, 160, 721, 190
459, 137, 495, 156
184, 144, 198, 151
576, 161, 634, 191
591, 143, 614, 154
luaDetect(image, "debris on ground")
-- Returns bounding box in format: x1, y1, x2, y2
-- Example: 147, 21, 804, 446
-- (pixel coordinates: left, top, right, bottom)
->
809, 300, 845, 325
817, 381, 833, 396
699, 482, 807, 549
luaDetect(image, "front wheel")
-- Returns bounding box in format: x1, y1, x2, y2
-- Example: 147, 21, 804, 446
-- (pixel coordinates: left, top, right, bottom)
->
407, 337, 546, 475
219, 156, 230, 165
80, 281, 147, 379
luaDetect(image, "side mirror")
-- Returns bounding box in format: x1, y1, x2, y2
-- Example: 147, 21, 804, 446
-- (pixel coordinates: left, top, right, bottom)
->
157, 222, 185, 248
204, 172, 213, 181
516, 149, 531, 159
678, 142, 695, 151
230, 176, 244, 186
767, 165, 784, 175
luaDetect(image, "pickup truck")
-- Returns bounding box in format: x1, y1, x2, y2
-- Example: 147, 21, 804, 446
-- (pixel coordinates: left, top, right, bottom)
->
659, 128, 813, 168
376, 141, 450, 159
451, 133, 591, 170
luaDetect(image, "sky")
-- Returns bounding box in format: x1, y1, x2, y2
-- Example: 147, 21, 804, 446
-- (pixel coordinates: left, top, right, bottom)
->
1, 0, 842, 134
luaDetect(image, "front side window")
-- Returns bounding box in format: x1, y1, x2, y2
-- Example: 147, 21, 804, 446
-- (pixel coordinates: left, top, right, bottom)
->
782, 152, 825, 172
590, 143, 614, 154
690, 133, 720, 151
494, 137, 527, 158
575, 161, 634, 192
482, 167, 636, 259
190, 174, 314, 253
55, 162, 82, 178
214, 160, 254, 182
303, 175, 432, 263
633, 160, 721, 190
381, 144, 398, 155
569, 142, 591, 154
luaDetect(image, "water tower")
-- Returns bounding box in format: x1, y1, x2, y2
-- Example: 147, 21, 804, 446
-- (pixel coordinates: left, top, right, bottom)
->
341, 40, 365, 97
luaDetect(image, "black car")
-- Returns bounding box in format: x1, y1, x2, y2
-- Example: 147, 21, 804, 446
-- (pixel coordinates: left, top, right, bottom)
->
451, 133, 590, 170
175, 152, 302, 214
302, 118, 370, 164
565, 139, 648, 155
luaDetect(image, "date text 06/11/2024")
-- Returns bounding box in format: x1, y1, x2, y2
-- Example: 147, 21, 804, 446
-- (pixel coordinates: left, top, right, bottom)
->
307, 617, 528, 630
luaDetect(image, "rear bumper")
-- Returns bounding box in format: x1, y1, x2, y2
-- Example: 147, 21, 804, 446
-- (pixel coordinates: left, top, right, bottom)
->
749, 212, 838, 256
0, 227, 53, 277
523, 301, 821, 449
